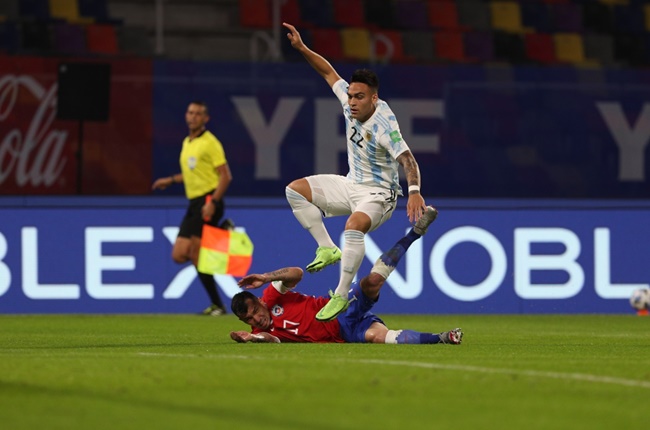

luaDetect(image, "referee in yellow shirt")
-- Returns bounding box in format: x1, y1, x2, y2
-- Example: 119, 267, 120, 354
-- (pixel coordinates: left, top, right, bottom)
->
152, 101, 232, 315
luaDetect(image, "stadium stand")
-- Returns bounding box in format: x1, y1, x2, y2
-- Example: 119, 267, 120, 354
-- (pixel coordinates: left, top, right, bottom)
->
464, 30, 495, 63
332, 0, 365, 28
434, 30, 466, 62
86, 22, 119, 54
49, 0, 94, 24
428, 1, 464, 31
489, 1, 527, 33
524, 32, 557, 64
341, 27, 371, 61
553, 32, 587, 64
394, 0, 429, 31
402, 30, 435, 62
2, 0, 650, 67
52, 21, 87, 54
239, 0, 272, 29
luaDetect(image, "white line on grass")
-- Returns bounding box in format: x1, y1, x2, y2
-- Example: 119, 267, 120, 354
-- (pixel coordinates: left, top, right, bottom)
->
352, 359, 650, 389
134, 352, 650, 390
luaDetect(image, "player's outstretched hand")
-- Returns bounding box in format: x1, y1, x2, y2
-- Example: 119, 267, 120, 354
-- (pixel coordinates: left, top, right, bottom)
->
406, 193, 427, 223
230, 331, 253, 343
283, 22, 305, 51
237, 273, 267, 290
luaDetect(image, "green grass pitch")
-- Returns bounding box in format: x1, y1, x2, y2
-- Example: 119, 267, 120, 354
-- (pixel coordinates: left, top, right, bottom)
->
0, 314, 648, 430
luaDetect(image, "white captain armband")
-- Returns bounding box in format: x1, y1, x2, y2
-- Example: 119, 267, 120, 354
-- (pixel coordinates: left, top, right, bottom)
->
272, 280, 290, 294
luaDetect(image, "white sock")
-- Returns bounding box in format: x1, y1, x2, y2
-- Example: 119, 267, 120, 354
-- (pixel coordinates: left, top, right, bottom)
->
334, 230, 365, 297
385, 330, 402, 344
285, 187, 335, 248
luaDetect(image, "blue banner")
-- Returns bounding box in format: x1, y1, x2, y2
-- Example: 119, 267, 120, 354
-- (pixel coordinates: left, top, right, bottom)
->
0, 197, 647, 314
152, 62, 650, 199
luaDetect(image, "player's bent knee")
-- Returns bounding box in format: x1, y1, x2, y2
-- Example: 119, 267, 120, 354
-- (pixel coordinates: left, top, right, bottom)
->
287, 178, 310, 198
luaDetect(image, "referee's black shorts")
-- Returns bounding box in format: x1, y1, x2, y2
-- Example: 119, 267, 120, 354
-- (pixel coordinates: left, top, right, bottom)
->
178, 191, 225, 238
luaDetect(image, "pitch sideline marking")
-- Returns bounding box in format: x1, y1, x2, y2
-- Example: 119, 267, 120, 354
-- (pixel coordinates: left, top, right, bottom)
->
352, 358, 650, 389
135, 352, 650, 390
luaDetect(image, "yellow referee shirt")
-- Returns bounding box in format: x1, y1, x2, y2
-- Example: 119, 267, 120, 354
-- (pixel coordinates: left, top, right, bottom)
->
179, 130, 227, 199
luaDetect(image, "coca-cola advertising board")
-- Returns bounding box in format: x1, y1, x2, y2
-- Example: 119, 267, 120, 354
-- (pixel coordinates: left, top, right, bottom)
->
0, 56, 153, 195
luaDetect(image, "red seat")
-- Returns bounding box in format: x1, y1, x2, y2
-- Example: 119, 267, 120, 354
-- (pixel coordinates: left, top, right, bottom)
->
373, 30, 412, 63
525, 33, 557, 64
428, 0, 465, 30
239, 0, 272, 28
86, 22, 118, 54
311, 28, 344, 61
332, 0, 365, 27
281, 0, 309, 28
434, 30, 466, 62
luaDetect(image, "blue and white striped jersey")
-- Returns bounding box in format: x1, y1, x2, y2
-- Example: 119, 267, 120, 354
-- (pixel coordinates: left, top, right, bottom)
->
332, 79, 410, 195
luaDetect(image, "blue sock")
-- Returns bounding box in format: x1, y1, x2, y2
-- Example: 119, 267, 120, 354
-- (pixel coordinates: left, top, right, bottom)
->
396, 330, 441, 344
379, 230, 420, 267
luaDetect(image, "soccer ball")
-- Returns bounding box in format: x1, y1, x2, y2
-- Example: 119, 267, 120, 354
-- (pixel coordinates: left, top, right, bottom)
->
629, 288, 650, 311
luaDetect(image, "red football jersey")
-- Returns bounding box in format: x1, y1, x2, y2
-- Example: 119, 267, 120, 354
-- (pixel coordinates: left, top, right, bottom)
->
251, 285, 344, 343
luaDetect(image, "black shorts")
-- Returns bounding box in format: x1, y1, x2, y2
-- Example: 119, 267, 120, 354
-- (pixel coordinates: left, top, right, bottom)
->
178, 191, 225, 238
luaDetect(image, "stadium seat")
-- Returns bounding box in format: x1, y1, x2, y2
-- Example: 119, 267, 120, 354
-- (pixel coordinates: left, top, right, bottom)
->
493, 31, 526, 63
341, 27, 371, 61
239, 0, 272, 28
464, 30, 494, 62
427, 1, 464, 30
0, 0, 19, 20
49, 0, 94, 24
582, 1, 615, 33
613, 33, 646, 66
457, 0, 491, 31
434, 30, 466, 62
19, 0, 51, 20
78, 0, 114, 22
0, 20, 19, 53
520, 1, 552, 33
372, 30, 411, 63
583, 32, 615, 65
598, 0, 630, 5
553, 32, 586, 64
613, 4, 645, 34
311, 28, 344, 61
394, 0, 429, 30
298, 0, 334, 28
281, 0, 308, 28
86, 23, 118, 54
549, 2, 582, 32
364, 0, 395, 29
332, 0, 365, 27
20, 19, 51, 52
489, 1, 526, 33
52, 21, 86, 54
402, 30, 435, 62
117, 26, 153, 56
524, 33, 556, 64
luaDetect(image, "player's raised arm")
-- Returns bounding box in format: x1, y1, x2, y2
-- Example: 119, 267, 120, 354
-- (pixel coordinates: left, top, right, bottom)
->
238, 267, 304, 291
283, 22, 342, 88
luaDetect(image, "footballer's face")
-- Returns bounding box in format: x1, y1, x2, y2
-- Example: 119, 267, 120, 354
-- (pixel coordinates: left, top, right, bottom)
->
347, 82, 377, 123
237, 298, 272, 330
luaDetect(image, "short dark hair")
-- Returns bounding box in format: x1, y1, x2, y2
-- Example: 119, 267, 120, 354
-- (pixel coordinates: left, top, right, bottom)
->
231, 290, 257, 316
350, 69, 379, 92
189, 100, 209, 114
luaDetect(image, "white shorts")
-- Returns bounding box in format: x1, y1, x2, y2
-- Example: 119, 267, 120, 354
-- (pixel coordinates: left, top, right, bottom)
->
306, 174, 398, 232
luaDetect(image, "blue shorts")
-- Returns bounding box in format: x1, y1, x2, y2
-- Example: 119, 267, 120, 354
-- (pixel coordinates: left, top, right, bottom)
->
337, 282, 384, 343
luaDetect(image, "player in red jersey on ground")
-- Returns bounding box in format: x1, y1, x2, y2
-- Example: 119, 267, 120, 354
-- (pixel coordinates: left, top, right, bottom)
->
229, 206, 462, 345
